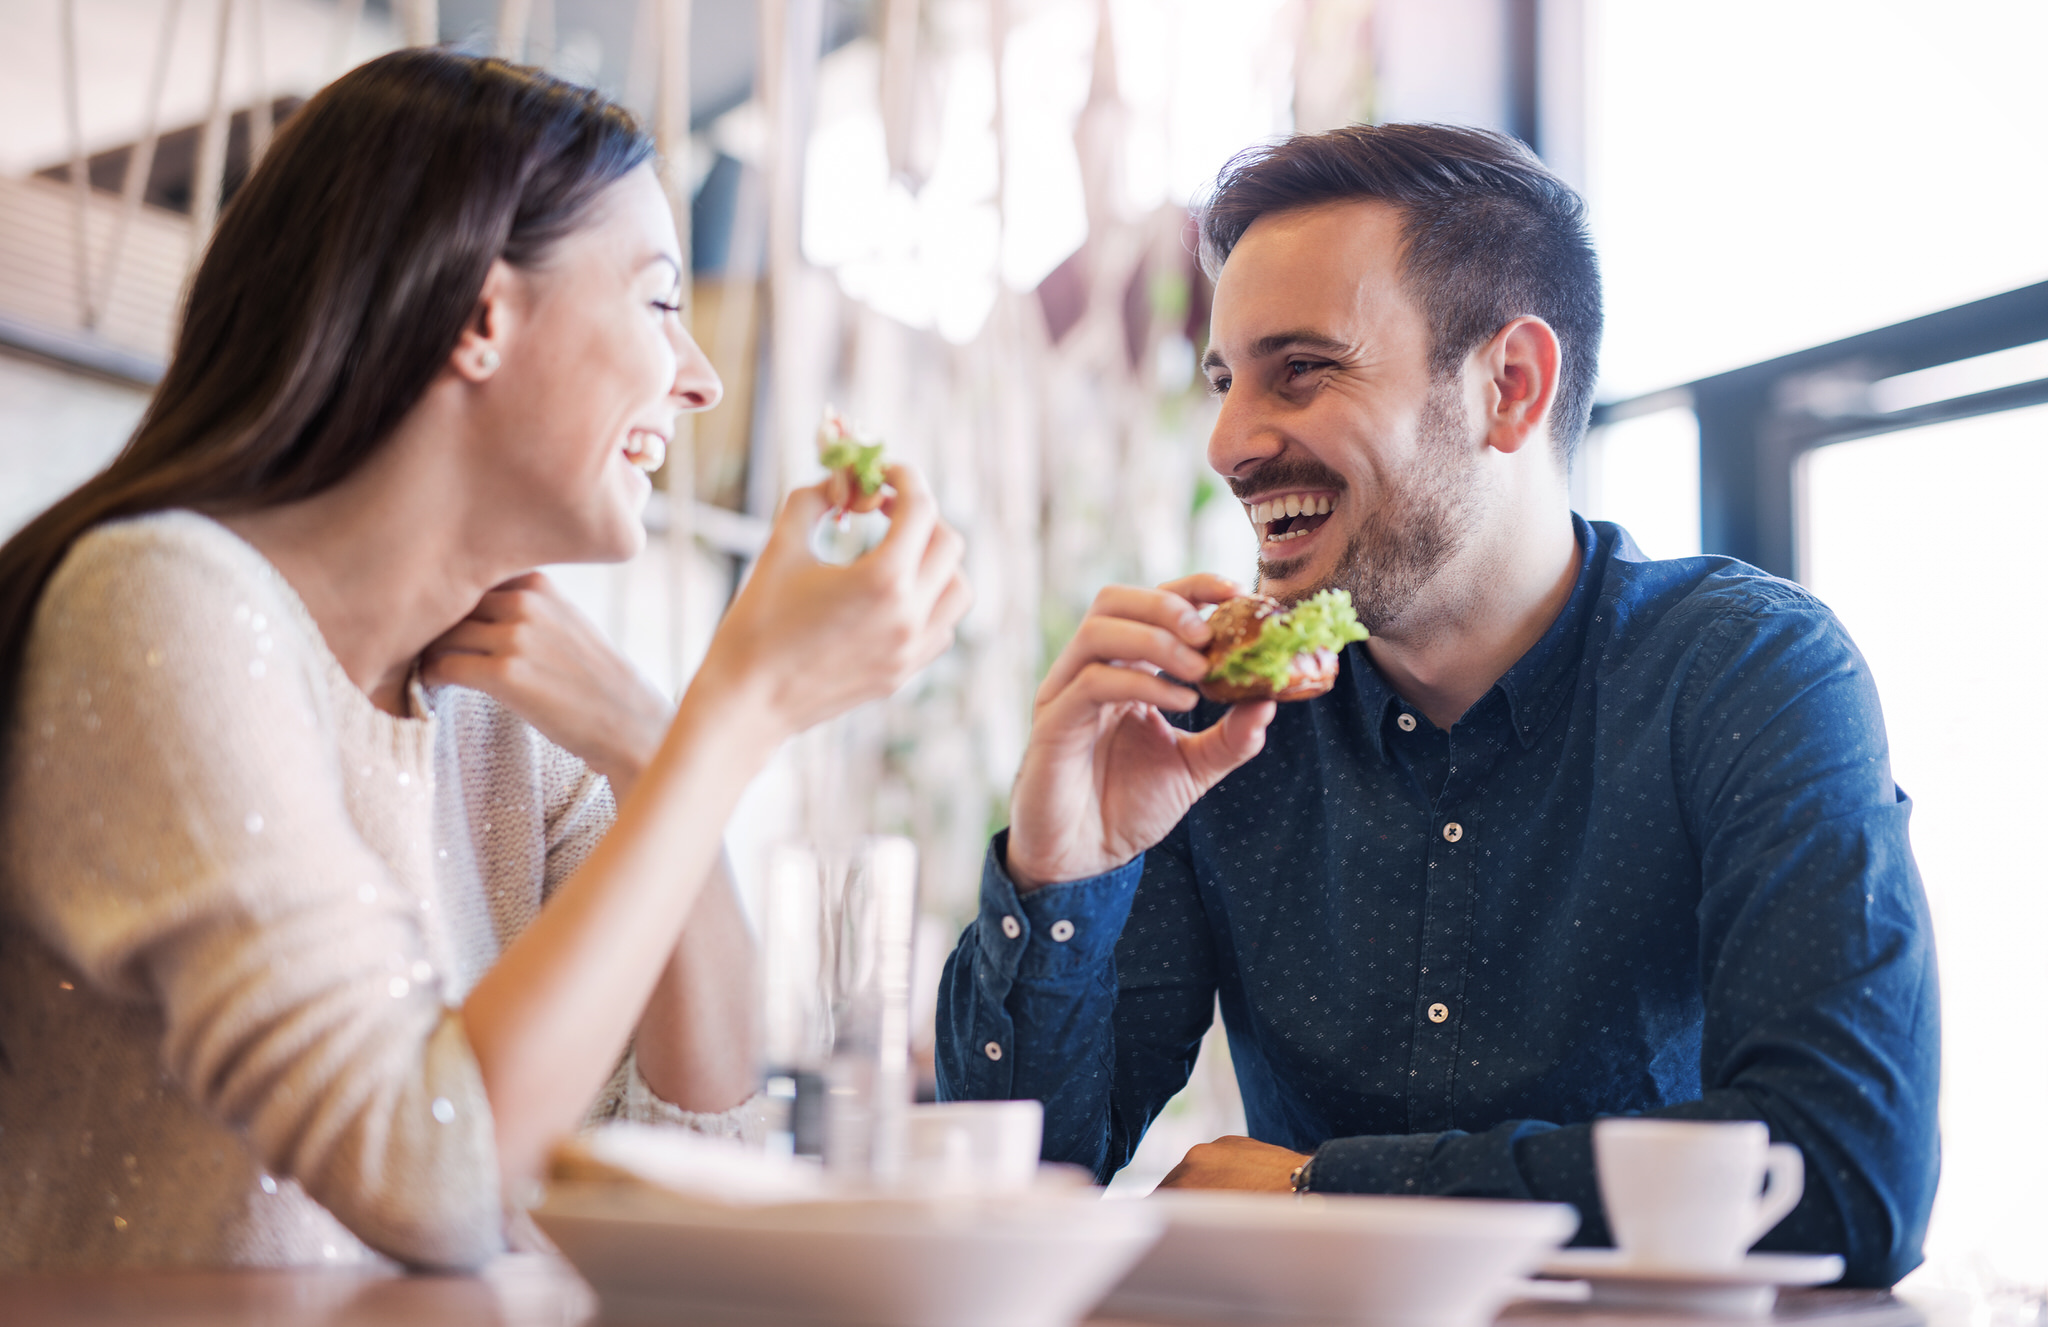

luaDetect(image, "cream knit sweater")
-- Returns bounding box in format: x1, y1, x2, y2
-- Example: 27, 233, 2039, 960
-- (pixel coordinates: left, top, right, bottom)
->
0, 511, 731, 1271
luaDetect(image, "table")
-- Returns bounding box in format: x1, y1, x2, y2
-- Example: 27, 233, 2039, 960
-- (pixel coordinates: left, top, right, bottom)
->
0, 1255, 1930, 1327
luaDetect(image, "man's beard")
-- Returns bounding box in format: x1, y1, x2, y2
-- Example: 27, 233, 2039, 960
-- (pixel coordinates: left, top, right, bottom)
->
1252, 378, 1479, 633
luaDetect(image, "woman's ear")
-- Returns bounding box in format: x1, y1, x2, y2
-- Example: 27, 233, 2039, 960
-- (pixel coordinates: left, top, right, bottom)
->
450, 259, 519, 383
1480, 315, 1562, 457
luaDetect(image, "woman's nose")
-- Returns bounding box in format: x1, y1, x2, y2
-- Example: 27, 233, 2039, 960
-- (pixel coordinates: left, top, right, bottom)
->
669, 324, 723, 412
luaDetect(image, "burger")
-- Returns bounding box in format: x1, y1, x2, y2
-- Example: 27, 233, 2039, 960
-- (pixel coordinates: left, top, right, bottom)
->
1198, 589, 1369, 703
818, 407, 888, 514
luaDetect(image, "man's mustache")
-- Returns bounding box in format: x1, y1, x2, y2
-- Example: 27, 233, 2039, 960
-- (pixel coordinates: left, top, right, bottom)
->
1225, 458, 1349, 500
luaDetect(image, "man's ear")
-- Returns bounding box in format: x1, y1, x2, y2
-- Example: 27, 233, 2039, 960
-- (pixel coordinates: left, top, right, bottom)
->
1478, 315, 1562, 457
450, 259, 520, 383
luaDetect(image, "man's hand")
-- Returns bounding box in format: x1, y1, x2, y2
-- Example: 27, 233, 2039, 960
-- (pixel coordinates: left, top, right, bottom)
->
1005, 574, 1276, 890
422, 571, 670, 794
1157, 1135, 1310, 1192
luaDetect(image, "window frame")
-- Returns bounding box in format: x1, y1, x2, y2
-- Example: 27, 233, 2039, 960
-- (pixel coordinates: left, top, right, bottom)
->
1588, 279, 2048, 580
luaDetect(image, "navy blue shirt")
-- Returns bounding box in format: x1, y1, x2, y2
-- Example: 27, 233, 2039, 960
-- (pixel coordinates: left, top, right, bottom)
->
938, 518, 1937, 1288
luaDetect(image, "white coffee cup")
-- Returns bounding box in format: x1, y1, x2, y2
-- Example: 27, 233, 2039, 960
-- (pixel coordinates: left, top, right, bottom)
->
1593, 1118, 1803, 1270
904, 1100, 1044, 1194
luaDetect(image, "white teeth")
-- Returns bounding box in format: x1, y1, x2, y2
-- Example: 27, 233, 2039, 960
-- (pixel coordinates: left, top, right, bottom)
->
1245, 492, 1337, 539
627, 433, 666, 473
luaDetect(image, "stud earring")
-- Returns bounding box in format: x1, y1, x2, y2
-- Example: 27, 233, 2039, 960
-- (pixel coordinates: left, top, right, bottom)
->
477, 348, 500, 375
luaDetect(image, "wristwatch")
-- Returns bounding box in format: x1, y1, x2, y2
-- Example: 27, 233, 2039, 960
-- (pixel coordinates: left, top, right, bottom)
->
1289, 1155, 1315, 1195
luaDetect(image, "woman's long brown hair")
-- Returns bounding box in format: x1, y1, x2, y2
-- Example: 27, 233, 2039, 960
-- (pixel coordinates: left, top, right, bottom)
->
0, 49, 653, 750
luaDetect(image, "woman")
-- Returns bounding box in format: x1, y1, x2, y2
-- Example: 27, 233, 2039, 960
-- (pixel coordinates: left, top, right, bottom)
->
0, 51, 968, 1270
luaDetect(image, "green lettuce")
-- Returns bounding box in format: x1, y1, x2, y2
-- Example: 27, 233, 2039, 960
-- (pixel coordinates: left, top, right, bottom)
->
1206, 589, 1370, 691
821, 438, 887, 495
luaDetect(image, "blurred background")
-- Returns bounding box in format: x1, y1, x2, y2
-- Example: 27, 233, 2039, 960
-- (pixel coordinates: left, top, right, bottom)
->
2, 0, 2042, 1294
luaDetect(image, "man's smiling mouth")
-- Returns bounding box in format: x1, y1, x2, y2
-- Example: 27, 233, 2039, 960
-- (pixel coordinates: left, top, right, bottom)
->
1244, 490, 1337, 546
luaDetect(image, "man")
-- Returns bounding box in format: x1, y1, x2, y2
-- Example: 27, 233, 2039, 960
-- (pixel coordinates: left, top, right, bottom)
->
937, 124, 1936, 1288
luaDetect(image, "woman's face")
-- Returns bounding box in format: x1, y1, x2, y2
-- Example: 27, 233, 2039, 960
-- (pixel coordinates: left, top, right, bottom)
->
472, 164, 720, 566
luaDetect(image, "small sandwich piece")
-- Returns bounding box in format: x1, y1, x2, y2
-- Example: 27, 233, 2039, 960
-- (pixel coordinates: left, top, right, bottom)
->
1198, 589, 1370, 703
818, 407, 888, 514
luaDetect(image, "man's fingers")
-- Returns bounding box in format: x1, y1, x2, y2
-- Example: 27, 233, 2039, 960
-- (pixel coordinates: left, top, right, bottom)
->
1040, 615, 1212, 699
1157, 573, 1245, 608
1089, 584, 1213, 647
1154, 699, 1272, 795
1176, 699, 1274, 788
1041, 660, 1200, 723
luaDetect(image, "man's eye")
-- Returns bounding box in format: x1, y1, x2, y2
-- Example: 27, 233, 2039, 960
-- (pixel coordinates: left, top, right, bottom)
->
1207, 375, 1231, 396
1285, 359, 1317, 379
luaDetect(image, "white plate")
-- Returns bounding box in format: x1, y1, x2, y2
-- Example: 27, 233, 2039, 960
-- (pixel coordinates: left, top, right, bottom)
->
1098, 1191, 1580, 1327
533, 1181, 1162, 1327
1537, 1249, 1847, 1316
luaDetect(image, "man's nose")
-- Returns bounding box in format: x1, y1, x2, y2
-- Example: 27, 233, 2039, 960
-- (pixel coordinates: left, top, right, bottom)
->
669, 325, 723, 412
1206, 386, 1284, 480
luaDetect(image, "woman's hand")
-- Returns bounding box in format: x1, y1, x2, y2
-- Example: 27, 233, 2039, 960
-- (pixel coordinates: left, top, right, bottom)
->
421, 572, 670, 793
693, 462, 971, 740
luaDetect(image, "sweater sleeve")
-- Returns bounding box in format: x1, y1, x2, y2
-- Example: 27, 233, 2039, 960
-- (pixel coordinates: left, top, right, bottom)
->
4, 521, 504, 1270
537, 728, 614, 900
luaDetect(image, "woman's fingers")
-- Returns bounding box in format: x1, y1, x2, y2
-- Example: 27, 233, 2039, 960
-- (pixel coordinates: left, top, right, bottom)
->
869, 463, 939, 578
421, 644, 512, 692
424, 618, 508, 658
915, 518, 966, 603
766, 482, 833, 561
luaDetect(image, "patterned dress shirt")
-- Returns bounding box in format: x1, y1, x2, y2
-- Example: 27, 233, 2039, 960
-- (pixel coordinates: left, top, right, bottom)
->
938, 517, 1938, 1288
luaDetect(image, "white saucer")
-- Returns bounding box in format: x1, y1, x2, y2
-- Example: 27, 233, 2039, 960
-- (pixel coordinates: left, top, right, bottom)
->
1536, 1250, 1847, 1317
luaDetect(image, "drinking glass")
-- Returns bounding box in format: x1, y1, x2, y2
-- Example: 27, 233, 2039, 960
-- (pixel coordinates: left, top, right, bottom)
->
759, 836, 919, 1182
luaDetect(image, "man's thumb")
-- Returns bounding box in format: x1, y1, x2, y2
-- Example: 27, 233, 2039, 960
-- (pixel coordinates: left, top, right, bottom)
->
1188, 700, 1274, 785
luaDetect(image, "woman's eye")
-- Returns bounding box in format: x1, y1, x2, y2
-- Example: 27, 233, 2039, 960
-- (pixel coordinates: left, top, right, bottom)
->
652, 299, 683, 316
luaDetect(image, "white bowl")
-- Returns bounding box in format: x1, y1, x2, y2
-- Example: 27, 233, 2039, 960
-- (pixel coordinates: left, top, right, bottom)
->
1097, 1191, 1579, 1327
533, 1181, 1163, 1327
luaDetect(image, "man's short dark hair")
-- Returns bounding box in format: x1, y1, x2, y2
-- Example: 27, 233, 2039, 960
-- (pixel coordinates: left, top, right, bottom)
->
1200, 123, 1603, 461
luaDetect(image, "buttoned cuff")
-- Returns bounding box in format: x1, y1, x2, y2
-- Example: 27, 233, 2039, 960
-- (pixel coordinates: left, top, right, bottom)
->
975, 830, 1145, 982
1307, 1132, 1449, 1194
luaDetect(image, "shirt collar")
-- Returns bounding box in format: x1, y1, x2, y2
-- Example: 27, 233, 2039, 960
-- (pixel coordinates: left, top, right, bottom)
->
1342, 514, 1607, 758
1494, 513, 1605, 749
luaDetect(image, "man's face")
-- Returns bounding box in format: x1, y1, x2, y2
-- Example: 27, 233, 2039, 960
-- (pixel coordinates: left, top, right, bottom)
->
1203, 199, 1479, 628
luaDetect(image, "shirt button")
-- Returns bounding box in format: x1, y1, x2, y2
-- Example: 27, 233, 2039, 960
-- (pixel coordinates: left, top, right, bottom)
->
1442, 822, 1463, 843
1000, 915, 1022, 939
1049, 919, 1075, 942
1397, 713, 1418, 732
984, 1041, 1004, 1061
1427, 1002, 1450, 1024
